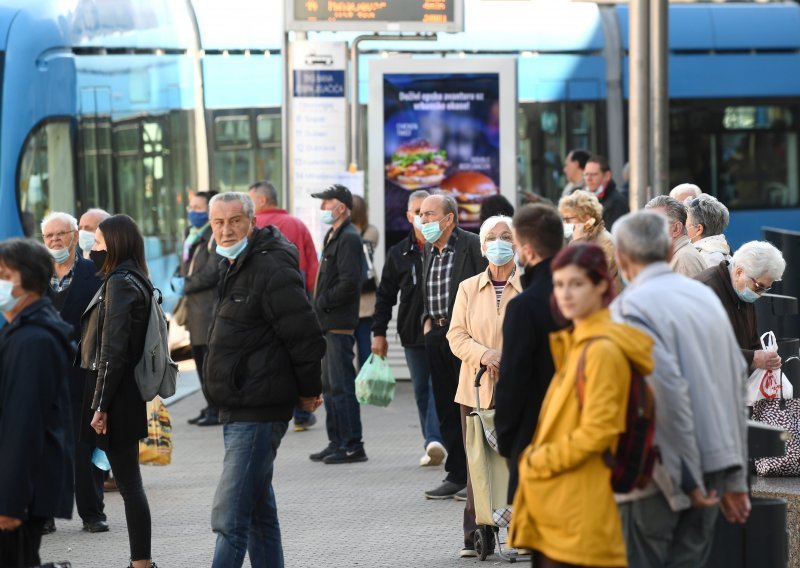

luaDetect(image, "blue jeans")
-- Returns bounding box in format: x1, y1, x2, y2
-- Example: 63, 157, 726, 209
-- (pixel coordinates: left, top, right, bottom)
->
355, 317, 373, 369
211, 421, 288, 568
321, 332, 363, 451
404, 346, 443, 448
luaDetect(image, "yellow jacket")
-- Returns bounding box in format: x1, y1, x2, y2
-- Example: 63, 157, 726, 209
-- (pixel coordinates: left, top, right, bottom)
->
447, 267, 522, 409
509, 308, 653, 567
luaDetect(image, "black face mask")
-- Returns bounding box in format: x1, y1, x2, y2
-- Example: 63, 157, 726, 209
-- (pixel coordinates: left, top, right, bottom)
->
90, 250, 107, 273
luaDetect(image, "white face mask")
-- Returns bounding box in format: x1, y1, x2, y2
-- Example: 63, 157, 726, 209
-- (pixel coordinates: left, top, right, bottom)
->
0, 279, 23, 313
47, 246, 70, 264
79, 230, 96, 252
563, 223, 575, 240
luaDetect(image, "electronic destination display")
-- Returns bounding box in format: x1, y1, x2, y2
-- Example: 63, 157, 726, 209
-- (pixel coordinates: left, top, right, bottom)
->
287, 0, 463, 33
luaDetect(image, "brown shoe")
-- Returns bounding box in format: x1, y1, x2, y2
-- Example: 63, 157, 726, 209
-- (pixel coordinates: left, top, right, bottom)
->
103, 477, 118, 492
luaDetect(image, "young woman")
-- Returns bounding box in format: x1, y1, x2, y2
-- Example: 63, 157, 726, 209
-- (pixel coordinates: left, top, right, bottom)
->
509, 243, 653, 568
79, 215, 156, 568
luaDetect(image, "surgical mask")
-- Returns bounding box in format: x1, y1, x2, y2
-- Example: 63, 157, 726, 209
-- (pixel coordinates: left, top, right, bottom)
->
216, 237, 248, 260
0, 279, 22, 313
486, 240, 514, 266
47, 246, 70, 264
413, 215, 423, 230
736, 279, 760, 303
320, 210, 339, 225
187, 211, 209, 229
78, 230, 95, 252
421, 220, 444, 243
90, 250, 107, 272
591, 185, 605, 197
620, 270, 630, 288
563, 223, 575, 240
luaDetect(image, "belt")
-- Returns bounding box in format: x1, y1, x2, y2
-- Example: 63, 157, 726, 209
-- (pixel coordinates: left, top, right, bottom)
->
431, 318, 449, 328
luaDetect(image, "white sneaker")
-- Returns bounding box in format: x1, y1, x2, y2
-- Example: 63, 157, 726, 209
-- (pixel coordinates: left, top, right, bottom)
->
419, 453, 432, 466
424, 441, 446, 466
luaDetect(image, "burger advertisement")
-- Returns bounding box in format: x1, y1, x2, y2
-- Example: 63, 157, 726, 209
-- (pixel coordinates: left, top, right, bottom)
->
382, 73, 502, 236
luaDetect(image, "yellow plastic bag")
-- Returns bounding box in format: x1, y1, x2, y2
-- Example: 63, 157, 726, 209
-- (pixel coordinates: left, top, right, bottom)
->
139, 397, 172, 465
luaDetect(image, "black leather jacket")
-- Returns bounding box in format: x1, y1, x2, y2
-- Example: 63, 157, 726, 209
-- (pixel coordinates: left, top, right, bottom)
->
314, 218, 364, 331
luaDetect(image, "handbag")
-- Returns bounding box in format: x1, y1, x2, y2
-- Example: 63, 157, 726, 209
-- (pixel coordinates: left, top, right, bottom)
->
139, 398, 173, 465
752, 356, 800, 477
171, 295, 188, 327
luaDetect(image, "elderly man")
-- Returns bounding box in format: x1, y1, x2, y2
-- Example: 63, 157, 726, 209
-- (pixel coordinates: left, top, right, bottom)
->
686, 195, 731, 267
495, 204, 564, 503
204, 192, 325, 567
78, 208, 111, 259
583, 154, 628, 229
696, 240, 786, 372
670, 183, 702, 203
371, 190, 445, 467
420, 193, 487, 507
645, 196, 706, 278
0, 238, 74, 566
40, 212, 107, 535
561, 148, 590, 197
307, 184, 367, 465
611, 211, 749, 567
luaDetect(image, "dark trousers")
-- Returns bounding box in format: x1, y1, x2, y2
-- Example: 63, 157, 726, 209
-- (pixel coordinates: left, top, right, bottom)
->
354, 317, 373, 369
107, 443, 151, 562
459, 404, 479, 546
193, 344, 217, 417
425, 325, 467, 485
321, 332, 363, 451
71, 397, 105, 523
0, 517, 45, 568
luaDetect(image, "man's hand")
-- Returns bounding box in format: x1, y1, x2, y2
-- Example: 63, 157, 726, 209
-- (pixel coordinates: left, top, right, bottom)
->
480, 349, 502, 380
689, 488, 719, 509
423, 318, 432, 336
720, 492, 751, 524
91, 411, 108, 435
0, 515, 22, 531
371, 336, 388, 358
298, 395, 323, 413
752, 349, 781, 371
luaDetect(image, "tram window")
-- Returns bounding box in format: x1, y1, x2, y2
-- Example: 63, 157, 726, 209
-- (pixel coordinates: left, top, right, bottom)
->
257, 115, 280, 144
78, 118, 114, 213
214, 116, 251, 150
17, 121, 76, 237
256, 113, 282, 199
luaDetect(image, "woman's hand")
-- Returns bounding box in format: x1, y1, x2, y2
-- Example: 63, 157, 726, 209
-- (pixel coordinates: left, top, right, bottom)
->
480, 349, 502, 380
91, 411, 108, 435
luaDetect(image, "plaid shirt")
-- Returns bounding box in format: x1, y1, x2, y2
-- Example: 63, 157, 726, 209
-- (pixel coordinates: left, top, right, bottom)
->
426, 233, 458, 321
50, 252, 79, 293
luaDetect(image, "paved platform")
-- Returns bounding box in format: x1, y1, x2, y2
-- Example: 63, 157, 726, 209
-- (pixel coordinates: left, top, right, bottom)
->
40, 372, 513, 567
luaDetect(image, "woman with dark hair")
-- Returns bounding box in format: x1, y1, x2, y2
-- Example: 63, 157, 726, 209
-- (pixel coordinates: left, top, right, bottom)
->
79, 214, 157, 568
509, 243, 653, 568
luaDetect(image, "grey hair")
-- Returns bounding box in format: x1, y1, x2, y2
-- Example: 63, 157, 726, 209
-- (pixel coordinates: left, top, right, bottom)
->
84, 208, 111, 220
731, 241, 786, 281
686, 194, 729, 237
611, 211, 671, 264
249, 181, 278, 205
478, 215, 513, 255
209, 192, 255, 219
645, 195, 688, 236
41, 211, 78, 233
429, 193, 459, 226
669, 183, 702, 202
408, 190, 431, 209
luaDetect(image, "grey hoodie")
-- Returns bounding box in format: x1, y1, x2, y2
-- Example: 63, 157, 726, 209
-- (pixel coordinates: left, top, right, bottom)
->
611, 263, 748, 511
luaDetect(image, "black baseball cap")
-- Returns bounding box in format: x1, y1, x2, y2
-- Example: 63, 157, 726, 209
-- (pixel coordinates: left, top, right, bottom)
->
311, 184, 353, 210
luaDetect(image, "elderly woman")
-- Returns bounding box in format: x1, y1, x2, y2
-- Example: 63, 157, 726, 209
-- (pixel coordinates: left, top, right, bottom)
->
447, 215, 522, 559
558, 189, 620, 288
696, 240, 786, 371
686, 194, 731, 267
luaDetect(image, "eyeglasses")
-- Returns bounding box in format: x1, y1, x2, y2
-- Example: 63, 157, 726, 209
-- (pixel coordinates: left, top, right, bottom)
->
485, 234, 513, 243
43, 230, 72, 241
748, 276, 772, 295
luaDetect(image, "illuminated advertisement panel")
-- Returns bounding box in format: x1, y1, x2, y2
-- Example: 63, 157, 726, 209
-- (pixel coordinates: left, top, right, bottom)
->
286, 0, 463, 33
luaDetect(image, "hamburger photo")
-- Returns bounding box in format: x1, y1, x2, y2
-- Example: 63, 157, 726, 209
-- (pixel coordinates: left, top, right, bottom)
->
440, 171, 498, 224
386, 139, 450, 190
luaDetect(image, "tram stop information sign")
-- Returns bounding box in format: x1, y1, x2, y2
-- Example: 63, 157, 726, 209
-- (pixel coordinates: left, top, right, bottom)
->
286, 0, 463, 33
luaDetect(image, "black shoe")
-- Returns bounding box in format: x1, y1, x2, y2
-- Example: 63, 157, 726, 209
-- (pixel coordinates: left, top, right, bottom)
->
187, 409, 206, 424
323, 447, 368, 464
309, 445, 337, 462
196, 414, 221, 426
425, 480, 466, 500
82, 520, 109, 533
41, 518, 56, 535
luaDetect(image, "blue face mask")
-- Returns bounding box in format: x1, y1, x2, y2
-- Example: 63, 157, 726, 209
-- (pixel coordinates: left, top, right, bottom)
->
421, 219, 444, 243
188, 211, 209, 229
413, 215, 423, 230
78, 230, 95, 252
320, 210, 339, 225
0, 279, 22, 313
486, 240, 514, 266
47, 246, 70, 264
736, 278, 761, 303
216, 237, 248, 260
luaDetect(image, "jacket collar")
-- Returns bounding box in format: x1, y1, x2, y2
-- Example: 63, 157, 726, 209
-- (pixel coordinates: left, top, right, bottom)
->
521, 257, 552, 289
628, 262, 672, 289
478, 265, 523, 293
403, 230, 422, 256
323, 217, 353, 249
715, 260, 740, 306
672, 234, 692, 255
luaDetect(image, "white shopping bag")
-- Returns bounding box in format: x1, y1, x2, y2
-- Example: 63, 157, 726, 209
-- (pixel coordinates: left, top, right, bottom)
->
745, 331, 793, 405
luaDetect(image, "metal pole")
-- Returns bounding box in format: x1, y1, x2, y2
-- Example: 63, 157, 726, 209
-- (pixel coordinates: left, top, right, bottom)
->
650, 0, 669, 199
185, 0, 209, 192
628, 0, 650, 211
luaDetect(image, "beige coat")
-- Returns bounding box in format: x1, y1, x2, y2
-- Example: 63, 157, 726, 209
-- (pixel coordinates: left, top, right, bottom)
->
670, 234, 706, 278
447, 267, 522, 409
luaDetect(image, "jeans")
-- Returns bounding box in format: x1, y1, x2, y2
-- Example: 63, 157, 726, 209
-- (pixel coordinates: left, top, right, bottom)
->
404, 346, 443, 448
211, 421, 289, 568
106, 443, 151, 562
321, 332, 363, 451
355, 317, 373, 369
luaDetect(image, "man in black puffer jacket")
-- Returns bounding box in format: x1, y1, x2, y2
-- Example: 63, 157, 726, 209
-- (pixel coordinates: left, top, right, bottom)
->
203, 192, 325, 567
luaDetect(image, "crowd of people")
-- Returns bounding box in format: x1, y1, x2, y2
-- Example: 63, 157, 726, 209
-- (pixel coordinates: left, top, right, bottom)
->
0, 147, 790, 567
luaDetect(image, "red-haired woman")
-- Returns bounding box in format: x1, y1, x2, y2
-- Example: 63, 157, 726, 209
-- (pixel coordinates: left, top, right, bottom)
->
508, 243, 653, 568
